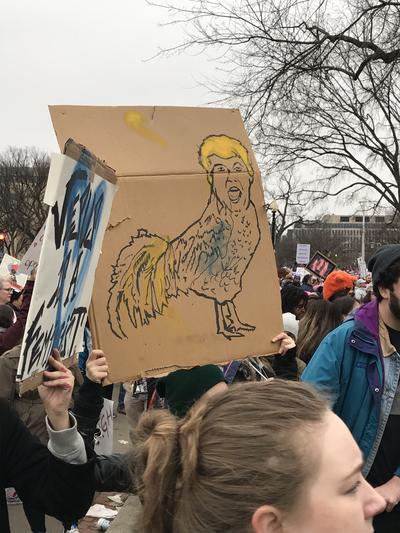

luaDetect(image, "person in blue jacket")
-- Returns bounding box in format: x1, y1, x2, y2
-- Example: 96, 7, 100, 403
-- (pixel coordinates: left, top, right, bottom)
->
302, 244, 400, 533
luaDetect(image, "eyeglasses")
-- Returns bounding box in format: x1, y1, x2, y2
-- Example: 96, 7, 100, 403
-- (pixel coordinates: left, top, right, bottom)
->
1, 288, 12, 293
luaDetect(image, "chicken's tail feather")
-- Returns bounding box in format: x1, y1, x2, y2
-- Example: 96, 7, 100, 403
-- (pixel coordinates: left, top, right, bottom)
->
107, 229, 174, 338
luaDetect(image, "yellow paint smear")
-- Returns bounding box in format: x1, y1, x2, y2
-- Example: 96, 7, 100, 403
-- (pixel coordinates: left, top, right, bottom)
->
124, 111, 167, 147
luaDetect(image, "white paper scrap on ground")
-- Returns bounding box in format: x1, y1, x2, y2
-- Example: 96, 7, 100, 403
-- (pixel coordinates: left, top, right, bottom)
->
107, 494, 124, 505
86, 503, 118, 518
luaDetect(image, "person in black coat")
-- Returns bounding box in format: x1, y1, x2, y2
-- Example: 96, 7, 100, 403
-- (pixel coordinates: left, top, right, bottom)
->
72, 350, 132, 493
1, 353, 95, 533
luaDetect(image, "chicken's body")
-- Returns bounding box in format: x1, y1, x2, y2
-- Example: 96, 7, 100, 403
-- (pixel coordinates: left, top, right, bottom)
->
107, 134, 261, 340
171, 193, 259, 303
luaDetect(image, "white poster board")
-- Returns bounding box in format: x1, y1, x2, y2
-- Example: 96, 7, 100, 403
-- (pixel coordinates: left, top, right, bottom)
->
94, 398, 114, 455
295, 267, 309, 280
17, 141, 117, 391
19, 224, 46, 275
0, 253, 28, 291
357, 257, 368, 278
296, 244, 311, 265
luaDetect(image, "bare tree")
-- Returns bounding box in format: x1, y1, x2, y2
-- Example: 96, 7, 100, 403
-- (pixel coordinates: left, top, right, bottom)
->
153, 0, 400, 84
278, 223, 345, 266
152, 0, 400, 212
264, 171, 318, 250
265, 65, 400, 211
0, 147, 49, 257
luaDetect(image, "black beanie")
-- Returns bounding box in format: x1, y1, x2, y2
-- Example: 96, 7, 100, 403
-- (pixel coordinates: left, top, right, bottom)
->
367, 244, 400, 284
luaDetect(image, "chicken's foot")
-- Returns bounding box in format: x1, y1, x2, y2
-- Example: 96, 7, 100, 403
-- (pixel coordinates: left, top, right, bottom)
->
226, 301, 256, 332
215, 301, 244, 339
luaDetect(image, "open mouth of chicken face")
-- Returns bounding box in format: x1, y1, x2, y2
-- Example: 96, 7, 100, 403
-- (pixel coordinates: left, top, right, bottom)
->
227, 186, 242, 203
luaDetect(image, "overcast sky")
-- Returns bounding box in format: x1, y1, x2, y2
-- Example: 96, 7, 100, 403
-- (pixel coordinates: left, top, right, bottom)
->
0, 0, 217, 153
1, 0, 361, 216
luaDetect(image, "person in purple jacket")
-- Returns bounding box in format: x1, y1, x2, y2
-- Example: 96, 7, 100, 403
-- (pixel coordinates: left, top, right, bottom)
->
303, 245, 400, 532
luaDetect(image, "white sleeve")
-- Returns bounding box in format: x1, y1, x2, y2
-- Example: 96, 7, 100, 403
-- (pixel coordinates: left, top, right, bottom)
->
46, 413, 87, 465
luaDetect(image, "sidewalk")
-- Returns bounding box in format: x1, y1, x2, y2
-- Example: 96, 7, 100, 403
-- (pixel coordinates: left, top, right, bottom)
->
108, 496, 141, 533
78, 492, 131, 533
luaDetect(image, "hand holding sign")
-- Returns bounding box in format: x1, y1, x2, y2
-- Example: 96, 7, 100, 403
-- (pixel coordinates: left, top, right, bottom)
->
272, 332, 296, 355
38, 350, 74, 430
86, 350, 109, 384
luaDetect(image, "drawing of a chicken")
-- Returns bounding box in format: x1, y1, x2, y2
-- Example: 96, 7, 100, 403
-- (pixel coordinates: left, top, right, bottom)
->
107, 134, 261, 340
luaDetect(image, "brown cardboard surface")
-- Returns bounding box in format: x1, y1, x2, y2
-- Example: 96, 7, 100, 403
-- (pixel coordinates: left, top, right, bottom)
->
64, 138, 117, 184
50, 106, 282, 382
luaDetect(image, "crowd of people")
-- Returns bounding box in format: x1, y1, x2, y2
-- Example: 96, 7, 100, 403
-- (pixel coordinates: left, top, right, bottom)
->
1, 243, 400, 532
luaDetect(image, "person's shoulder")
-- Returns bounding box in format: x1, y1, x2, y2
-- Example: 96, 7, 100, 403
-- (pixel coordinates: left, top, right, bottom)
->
309, 320, 354, 364
337, 318, 355, 333
323, 318, 354, 344
303, 322, 354, 380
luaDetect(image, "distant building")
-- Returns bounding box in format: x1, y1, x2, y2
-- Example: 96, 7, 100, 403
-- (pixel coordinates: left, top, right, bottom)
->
286, 213, 400, 266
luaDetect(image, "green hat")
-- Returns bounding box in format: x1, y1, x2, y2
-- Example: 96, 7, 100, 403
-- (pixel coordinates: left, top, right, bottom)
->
156, 365, 226, 418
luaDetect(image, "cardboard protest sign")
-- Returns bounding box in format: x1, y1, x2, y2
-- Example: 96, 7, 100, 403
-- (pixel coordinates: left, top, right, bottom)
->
307, 251, 337, 280
94, 398, 114, 455
17, 140, 117, 392
19, 224, 45, 275
0, 254, 28, 291
50, 106, 283, 382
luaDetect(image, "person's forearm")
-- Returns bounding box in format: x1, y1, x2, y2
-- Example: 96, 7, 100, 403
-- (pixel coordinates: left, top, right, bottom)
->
19, 279, 34, 319
95, 453, 133, 492
47, 410, 71, 431
46, 413, 87, 464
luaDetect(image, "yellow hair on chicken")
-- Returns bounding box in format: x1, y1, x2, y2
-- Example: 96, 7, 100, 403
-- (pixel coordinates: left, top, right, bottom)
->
198, 135, 254, 186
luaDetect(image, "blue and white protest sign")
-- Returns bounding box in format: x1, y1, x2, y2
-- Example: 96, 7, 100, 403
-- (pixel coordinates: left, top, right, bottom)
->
17, 140, 117, 391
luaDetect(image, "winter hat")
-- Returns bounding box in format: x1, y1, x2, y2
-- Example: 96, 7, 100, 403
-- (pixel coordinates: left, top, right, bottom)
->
156, 364, 226, 418
282, 312, 299, 340
367, 245, 400, 284
323, 271, 357, 301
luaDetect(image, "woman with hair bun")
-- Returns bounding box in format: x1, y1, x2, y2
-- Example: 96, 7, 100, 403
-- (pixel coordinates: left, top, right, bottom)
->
132, 380, 384, 533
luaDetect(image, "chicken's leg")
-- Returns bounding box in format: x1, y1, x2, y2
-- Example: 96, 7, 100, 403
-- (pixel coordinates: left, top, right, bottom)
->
215, 301, 244, 339
226, 300, 256, 332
